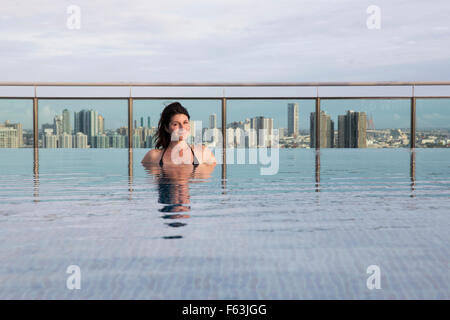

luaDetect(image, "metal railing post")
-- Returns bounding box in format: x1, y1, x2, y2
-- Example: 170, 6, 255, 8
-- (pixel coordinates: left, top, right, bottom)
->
221, 97, 227, 170
411, 86, 416, 149
33, 86, 38, 149
315, 96, 320, 150
128, 88, 133, 150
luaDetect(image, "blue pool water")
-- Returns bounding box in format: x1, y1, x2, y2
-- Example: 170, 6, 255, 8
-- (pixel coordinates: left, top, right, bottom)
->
0, 148, 448, 299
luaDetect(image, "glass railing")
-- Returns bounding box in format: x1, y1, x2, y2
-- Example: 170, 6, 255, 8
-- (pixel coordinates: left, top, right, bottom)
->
1, 82, 448, 151
1, 82, 448, 195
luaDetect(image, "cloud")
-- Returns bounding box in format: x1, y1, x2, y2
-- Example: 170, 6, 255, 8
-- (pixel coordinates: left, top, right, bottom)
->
39, 104, 58, 124
0, 0, 449, 82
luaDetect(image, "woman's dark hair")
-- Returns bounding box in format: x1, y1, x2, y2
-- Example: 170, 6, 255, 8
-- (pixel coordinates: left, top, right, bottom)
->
154, 102, 190, 149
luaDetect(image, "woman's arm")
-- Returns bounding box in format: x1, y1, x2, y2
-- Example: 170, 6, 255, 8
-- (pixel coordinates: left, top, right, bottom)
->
201, 145, 217, 164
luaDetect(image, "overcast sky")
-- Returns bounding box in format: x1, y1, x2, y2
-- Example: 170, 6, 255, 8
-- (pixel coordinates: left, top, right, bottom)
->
1, 0, 449, 83
1, 0, 449, 130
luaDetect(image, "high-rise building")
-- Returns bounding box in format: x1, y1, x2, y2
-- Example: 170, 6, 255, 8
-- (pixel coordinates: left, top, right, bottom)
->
140, 117, 144, 128
133, 134, 141, 148
288, 103, 299, 138
0, 126, 18, 148
251, 116, 274, 147
53, 115, 63, 136
73, 132, 88, 148
147, 116, 151, 128
310, 111, 334, 148
59, 133, 73, 148
98, 115, 104, 134
209, 114, 217, 129
62, 109, 71, 134
146, 135, 154, 148
93, 134, 109, 148
110, 133, 126, 148
0, 120, 22, 147
43, 133, 58, 148
74, 109, 99, 146
189, 120, 204, 144
337, 110, 367, 148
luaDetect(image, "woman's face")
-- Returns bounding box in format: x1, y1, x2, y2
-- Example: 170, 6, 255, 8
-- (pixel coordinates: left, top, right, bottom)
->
166, 113, 190, 141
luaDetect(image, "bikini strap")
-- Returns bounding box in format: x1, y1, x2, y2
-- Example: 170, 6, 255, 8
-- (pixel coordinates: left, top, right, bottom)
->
189, 144, 200, 166
159, 148, 167, 166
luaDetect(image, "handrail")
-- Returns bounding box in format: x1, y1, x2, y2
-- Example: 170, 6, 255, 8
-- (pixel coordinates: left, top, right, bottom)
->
0, 81, 449, 87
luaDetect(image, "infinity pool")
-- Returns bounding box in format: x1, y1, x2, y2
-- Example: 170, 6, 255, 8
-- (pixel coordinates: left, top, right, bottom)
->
0, 148, 448, 299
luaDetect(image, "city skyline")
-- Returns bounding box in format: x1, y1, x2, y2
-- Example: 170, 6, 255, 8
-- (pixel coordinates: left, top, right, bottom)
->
2, 102, 449, 148
3, 98, 450, 131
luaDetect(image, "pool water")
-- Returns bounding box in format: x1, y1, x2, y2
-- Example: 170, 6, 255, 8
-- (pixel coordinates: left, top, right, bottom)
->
0, 148, 448, 299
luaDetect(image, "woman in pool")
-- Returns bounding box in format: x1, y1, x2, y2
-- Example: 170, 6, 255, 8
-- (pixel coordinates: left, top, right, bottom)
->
141, 102, 216, 166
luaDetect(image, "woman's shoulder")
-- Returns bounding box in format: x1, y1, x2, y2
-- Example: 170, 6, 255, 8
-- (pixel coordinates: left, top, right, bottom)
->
142, 148, 163, 163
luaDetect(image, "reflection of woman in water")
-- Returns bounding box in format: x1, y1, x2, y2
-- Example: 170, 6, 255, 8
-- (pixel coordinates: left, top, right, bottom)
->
141, 102, 216, 236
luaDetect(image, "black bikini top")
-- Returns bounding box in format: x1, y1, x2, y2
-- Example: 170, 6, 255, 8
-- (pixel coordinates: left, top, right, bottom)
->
159, 144, 200, 167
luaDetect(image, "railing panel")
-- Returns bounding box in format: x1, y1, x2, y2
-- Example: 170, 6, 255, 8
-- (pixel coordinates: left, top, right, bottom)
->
319, 98, 411, 148
37, 99, 129, 149
416, 98, 450, 148
0, 99, 33, 148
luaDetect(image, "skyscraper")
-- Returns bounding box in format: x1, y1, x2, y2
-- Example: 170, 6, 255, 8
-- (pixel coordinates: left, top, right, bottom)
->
73, 132, 88, 148
0, 126, 18, 148
62, 109, 71, 134
147, 116, 151, 128
337, 110, 367, 148
53, 115, 63, 136
59, 133, 73, 148
310, 111, 334, 148
251, 116, 274, 147
140, 117, 144, 127
98, 115, 104, 134
74, 109, 99, 146
288, 103, 299, 138
0, 120, 22, 147
209, 114, 217, 129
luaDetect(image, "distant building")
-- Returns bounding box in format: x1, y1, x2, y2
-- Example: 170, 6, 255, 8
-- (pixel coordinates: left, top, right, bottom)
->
288, 103, 299, 138
53, 115, 63, 136
43, 133, 58, 148
73, 132, 88, 148
146, 135, 154, 148
59, 133, 73, 148
310, 111, 334, 148
62, 109, 71, 134
209, 114, 217, 129
74, 109, 99, 146
98, 115, 104, 134
110, 133, 126, 148
0, 120, 22, 147
93, 134, 109, 148
337, 110, 367, 148
0, 127, 18, 148
133, 134, 141, 148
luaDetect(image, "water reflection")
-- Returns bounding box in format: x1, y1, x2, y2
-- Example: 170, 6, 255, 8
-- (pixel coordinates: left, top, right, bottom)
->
142, 162, 216, 239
